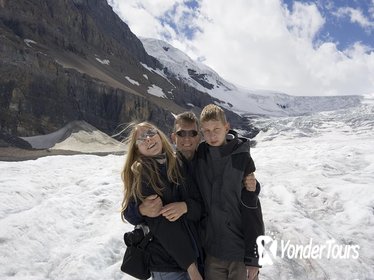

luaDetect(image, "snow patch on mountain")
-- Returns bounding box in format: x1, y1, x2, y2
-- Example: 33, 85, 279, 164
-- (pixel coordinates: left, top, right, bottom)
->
147, 85, 166, 98
95, 58, 110, 65
125, 76, 139, 86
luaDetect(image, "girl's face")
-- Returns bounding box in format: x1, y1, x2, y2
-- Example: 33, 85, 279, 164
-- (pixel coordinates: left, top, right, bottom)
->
135, 126, 163, 157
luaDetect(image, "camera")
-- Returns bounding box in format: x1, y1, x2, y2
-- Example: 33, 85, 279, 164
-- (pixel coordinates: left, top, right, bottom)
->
124, 224, 150, 247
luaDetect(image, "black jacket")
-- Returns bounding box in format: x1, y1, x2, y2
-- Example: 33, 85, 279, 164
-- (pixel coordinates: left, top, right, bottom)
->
123, 157, 202, 272
194, 130, 265, 263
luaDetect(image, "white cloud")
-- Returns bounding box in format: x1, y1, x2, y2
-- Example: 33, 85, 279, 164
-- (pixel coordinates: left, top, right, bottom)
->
108, 0, 374, 96
284, 2, 325, 40
335, 6, 374, 30
370, 0, 374, 19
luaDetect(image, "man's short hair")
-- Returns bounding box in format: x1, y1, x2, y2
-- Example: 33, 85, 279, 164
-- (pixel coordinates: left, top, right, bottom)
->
200, 104, 227, 124
174, 111, 199, 131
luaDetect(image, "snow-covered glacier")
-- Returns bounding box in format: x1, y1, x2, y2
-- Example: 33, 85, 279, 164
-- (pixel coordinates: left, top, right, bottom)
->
251, 100, 374, 279
0, 101, 373, 279
140, 37, 363, 117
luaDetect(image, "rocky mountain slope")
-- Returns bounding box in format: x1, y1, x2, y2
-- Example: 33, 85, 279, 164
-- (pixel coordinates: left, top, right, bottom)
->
0, 0, 253, 141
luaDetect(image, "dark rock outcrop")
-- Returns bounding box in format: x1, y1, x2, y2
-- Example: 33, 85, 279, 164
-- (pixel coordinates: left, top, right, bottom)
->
0, 132, 32, 149
0, 0, 257, 138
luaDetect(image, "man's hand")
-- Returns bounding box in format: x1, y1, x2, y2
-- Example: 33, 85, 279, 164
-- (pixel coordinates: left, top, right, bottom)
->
243, 173, 257, 192
159, 202, 187, 222
246, 266, 259, 280
138, 194, 163, 217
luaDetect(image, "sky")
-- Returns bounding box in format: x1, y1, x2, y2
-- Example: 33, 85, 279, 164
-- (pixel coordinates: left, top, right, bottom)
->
107, 0, 374, 97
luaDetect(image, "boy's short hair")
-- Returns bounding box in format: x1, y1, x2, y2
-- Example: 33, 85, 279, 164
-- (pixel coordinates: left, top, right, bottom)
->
174, 111, 199, 131
200, 104, 227, 124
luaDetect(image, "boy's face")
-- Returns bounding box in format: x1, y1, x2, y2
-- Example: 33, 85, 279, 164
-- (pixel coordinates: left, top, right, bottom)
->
200, 120, 229, 146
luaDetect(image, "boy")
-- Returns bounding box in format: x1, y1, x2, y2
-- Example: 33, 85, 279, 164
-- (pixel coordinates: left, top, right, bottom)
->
195, 104, 264, 280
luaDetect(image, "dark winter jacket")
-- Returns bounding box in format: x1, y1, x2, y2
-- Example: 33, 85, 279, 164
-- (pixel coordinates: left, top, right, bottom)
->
123, 156, 203, 272
194, 130, 265, 264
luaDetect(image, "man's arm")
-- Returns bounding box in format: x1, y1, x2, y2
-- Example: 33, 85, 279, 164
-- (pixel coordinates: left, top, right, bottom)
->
139, 194, 163, 217
122, 195, 163, 224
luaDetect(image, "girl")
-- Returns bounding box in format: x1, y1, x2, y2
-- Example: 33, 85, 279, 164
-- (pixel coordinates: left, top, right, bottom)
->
121, 122, 203, 280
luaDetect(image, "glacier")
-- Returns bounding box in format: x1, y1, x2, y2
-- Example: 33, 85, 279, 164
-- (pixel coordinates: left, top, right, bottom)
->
0, 101, 373, 279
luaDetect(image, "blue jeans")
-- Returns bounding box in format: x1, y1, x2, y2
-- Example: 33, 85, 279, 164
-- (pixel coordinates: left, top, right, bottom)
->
151, 271, 190, 280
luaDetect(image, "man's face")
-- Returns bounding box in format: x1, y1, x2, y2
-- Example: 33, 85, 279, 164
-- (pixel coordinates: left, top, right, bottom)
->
171, 121, 200, 159
200, 120, 229, 147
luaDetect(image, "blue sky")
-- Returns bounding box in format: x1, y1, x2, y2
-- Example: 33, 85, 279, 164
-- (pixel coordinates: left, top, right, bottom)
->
282, 0, 374, 50
108, 0, 374, 96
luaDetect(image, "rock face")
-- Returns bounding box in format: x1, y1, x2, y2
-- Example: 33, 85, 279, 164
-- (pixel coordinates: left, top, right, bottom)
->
0, 0, 255, 138
0, 132, 32, 149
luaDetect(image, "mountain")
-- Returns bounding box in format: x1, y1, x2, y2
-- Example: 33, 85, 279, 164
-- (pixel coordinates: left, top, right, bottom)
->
0, 0, 363, 145
140, 38, 363, 117
0, 0, 254, 140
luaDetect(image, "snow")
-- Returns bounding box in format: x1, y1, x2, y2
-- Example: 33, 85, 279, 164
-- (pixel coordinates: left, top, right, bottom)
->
143, 74, 148, 80
140, 63, 154, 73
125, 76, 139, 86
21, 121, 126, 153
147, 84, 166, 98
95, 58, 110, 65
1, 103, 373, 279
0, 155, 132, 280
140, 63, 175, 88
24, 39, 37, 48
250, 102, 374, 279
52, 130, 126, 153
141, 37, 362, 117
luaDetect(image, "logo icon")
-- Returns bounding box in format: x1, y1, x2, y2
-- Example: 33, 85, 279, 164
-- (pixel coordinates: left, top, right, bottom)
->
257, 235, 278, 266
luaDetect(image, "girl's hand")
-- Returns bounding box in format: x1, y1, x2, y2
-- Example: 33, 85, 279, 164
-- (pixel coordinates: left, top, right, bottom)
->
160, 202, 187, 221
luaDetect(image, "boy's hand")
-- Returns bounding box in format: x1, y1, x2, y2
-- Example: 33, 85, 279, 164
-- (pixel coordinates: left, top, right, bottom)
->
160, 202, 187, 222
243, 173, 256, 192
246, 266, 259, 280
139, 195, 162, 217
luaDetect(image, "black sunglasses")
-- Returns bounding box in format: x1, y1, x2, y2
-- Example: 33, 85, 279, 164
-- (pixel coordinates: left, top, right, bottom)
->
136, 128, 158, 145
176, 130, 198, 138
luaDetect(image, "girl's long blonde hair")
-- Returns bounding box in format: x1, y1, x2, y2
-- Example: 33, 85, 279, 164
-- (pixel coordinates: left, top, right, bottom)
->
121, 122, 181, 220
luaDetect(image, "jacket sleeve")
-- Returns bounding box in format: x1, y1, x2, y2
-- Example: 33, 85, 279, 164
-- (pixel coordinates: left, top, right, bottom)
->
241, 151, 260, 208
183, 163, 203, 222
244, 151, 256, 174
122, 172, 159, 225
241, 150, 264, 266
145, 215, 197, 270
141, 175, 198, 270
241, 180, 260, 208
242, 198, 265, 267
122, 199, 145, 225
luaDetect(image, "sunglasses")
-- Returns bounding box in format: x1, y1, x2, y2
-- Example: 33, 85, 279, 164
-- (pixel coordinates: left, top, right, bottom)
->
176, 130, 198, 138
136, 128, 158, 145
